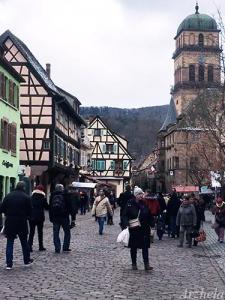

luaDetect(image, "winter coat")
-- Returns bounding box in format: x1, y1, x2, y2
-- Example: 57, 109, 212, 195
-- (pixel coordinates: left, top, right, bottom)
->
144, 195, 160, 216
124, 198, 154, 249
0, 189, 32, 239
30, 189, 49, 223
167, 193, 181, 217
49, 191, 76, 224
118, 191, 134, 212
194, 202, 205, 230
91, 196, 113, 217
176, 203, 197, 227
212, 203, 225, 227
157, 194, 167, 213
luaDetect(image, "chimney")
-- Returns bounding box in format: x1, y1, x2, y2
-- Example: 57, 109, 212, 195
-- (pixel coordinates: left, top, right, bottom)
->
46, 63, 51, 78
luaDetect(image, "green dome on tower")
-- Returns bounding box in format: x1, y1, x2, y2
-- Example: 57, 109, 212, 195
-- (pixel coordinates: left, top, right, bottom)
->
176, 3, 218, 37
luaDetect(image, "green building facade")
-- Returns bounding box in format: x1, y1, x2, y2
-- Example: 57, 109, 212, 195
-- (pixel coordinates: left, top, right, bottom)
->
0, 55, 23, 202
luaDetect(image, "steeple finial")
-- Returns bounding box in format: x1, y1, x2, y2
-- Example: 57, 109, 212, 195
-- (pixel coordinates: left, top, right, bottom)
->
195, 2, 199, 14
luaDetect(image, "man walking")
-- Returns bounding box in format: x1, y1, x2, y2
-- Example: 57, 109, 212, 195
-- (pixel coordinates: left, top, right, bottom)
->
49, 184, 75, 253
118, 185, 134, 230
0, 181, 33, 269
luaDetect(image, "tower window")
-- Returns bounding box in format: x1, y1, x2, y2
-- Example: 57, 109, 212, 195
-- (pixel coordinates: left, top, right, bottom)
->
208, 66, 214, 82
189, 65, 195, 82
198, 34, 204, 47
199, 65, 205, 81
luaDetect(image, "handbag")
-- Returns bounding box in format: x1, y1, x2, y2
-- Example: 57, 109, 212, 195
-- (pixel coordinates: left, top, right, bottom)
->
196, 228, 206, 242
116, 228, 130, 247
129, 210, 141, 228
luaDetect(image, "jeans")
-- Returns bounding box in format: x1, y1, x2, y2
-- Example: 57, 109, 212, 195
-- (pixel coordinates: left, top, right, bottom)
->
53, 218, 71, 251
130, 247, 149, 265
97, 217, 105, 235
80, 204, 86, 215
28, 221, 44, 249
6, 234, 30, 267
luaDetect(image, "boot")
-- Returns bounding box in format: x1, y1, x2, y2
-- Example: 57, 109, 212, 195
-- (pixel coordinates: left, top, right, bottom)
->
144, 262, 153, 271
132, 264, 138, 270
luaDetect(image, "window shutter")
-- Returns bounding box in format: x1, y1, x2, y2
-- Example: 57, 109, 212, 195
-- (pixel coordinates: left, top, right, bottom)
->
9, 80, 14, 105
5, 77, 9, 101
8, 123, 12, 151
0, 119, 4, 148
1, 74, 5, 99
113, 144, 117, 154
102, 144, 106, 153
110, 160, 115, 170
0, 73, 3, 98
11, 124, 17, 153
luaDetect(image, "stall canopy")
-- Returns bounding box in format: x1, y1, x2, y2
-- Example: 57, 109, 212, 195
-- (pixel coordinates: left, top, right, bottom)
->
173, 186, 199, 193
71, 182, 97, 189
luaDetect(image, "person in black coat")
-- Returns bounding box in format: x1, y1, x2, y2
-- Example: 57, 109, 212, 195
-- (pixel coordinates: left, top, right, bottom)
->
118, 185, 134, 230
28, 185, 49, 252
49, 184, 76, 253
123, 186, 154, 271
167, 190, 181, 238
0, 181, 33, 269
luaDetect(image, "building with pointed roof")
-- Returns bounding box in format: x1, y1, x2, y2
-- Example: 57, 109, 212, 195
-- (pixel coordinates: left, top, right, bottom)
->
0, 30, 86, 193
87, 116, 133, 197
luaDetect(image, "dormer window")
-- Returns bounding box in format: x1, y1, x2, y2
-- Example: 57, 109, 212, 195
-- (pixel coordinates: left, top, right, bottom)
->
198, 34, 204, 47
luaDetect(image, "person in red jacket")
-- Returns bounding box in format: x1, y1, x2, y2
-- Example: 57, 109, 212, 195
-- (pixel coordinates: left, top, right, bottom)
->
143, 190, 160, 223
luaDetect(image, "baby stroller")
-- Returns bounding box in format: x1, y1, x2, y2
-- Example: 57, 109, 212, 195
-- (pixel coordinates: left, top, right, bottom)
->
157, 212, 166, 240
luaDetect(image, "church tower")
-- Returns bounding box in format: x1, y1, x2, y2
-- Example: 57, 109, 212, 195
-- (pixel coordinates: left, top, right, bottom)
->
172, 3, 221, 115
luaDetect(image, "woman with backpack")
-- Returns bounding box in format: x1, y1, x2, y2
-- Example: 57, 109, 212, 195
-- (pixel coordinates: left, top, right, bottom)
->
91, 189, 113, 235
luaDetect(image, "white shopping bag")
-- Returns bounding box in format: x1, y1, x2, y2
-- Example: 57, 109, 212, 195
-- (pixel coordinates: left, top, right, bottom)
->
0, 226, 5, 239
116, 228, 130, 247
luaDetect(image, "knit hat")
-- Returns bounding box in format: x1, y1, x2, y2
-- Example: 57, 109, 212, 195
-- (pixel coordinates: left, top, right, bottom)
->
36, 184, 44, 192
134, 186, 144, 197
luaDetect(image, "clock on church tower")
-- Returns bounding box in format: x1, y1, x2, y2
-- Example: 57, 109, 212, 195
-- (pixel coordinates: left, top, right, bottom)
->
172, 3, 221, 116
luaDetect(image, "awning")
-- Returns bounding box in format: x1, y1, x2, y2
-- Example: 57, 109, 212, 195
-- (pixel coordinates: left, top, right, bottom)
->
173, 186, 199, 193
71, 182, 97, 189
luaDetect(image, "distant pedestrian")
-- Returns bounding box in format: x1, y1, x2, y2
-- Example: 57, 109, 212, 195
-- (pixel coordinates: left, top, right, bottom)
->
212, 196, 225, 243
118, 185, 134, 230
167, 189, 181, 238
176, 196, 197, 248
91, 189, 113, 235
80, 191, 88, 215
0, 181, 33, 269
28, 185, 49, 252
49, 184, 76, 253
190, 194, 205, 246
107, 190, 116, 225
124, 186, 154, 271
67, 185, 80, 226
157, 192, 167, 213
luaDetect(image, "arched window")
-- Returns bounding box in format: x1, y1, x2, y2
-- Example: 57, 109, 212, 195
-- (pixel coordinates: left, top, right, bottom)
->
198, 34, 204, 47
189, 65, 195, 82
199, 65, 205, 81
208, 66, 214, 82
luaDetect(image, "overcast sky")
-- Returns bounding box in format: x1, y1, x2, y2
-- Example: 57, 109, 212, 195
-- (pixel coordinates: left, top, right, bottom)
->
0, 0, 225, 108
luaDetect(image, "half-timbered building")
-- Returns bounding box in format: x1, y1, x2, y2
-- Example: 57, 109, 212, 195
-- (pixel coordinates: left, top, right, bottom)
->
0, 30, 86, 193
88, 116, 133, 197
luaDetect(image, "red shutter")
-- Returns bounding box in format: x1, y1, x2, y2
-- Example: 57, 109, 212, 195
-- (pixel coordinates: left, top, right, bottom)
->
8, 123, 11, 151
9, 81, 14, 105
0, 119, 4, 148
11, 124, 17, 154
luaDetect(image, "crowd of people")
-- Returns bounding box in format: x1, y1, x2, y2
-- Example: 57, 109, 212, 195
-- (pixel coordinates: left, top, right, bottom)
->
0, 181, 224, 271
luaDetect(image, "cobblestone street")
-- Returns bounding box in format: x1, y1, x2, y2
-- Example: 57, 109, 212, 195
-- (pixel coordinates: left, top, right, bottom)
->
0, 210, 225, 300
